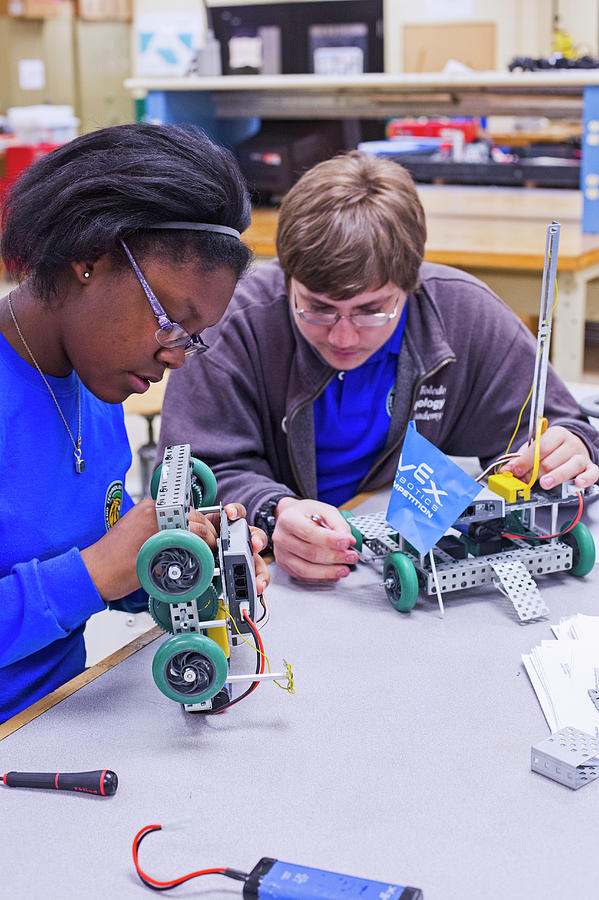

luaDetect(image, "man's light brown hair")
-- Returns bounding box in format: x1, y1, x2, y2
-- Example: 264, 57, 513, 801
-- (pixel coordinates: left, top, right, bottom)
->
276, 150, 426, 301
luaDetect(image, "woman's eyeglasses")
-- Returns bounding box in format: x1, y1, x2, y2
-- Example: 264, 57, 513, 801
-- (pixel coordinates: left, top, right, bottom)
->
120, 239, 209, 356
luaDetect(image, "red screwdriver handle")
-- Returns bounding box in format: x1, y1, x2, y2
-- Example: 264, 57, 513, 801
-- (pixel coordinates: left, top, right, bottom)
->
3, 769, 118, 795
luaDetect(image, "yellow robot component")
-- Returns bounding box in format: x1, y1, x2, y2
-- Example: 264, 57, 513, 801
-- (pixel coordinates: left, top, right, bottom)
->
206, 600, 230, 659
488, 471, 531, 502
527, 416, 548, 489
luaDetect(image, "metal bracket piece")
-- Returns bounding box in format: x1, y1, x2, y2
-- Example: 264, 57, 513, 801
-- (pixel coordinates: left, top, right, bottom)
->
531, 727, 599, 790
489, 558, 549, 621
588, 689, 599, 712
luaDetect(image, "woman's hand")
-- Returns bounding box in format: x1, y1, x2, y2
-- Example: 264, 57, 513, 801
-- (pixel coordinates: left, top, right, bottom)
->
81, 499, 269, 603
272, 497, 358, 582
501, 425, 599, 489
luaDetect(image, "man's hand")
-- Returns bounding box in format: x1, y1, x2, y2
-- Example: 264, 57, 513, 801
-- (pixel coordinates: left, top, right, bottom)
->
501, 425, 599, 489
272, 497, 358, 582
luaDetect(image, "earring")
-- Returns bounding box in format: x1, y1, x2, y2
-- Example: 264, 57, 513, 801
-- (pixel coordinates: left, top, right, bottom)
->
83, 271, 90, 279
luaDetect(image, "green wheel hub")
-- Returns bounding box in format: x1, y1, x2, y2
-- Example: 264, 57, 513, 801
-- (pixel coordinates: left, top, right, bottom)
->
150, 463, 163, 501
137, 530, 214, 603
196, 585, 220, 621
150, 456, 217, 507
562, 521, 595, 577
190, 457, 218, 507
339, 509, 363, 552
383, 551, 419, 612
148, 596, 174, 633
152, 633, 228, 705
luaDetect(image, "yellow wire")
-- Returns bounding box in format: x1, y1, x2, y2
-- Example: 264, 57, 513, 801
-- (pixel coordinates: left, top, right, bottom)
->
276, 662, 295, 695
504, 284, 559, 458
526, 416, 546, 488
504, 383, 533, 456
225, 609, 294, 693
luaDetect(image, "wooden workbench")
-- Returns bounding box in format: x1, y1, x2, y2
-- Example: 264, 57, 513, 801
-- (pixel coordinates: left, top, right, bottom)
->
244, 186, 599, 382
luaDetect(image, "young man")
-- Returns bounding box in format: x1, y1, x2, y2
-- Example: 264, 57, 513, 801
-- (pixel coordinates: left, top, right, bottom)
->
157, 151, 599, 583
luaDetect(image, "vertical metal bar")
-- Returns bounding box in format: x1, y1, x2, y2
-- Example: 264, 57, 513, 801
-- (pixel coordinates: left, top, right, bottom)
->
528, 221, 561, 444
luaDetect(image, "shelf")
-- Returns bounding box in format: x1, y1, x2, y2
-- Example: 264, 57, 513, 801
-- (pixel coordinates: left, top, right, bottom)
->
125, 70, 599, 119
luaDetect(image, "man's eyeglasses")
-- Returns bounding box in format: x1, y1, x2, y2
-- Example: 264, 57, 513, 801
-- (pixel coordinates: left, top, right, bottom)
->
293, 292, 401, 328
120, 239, 209, 356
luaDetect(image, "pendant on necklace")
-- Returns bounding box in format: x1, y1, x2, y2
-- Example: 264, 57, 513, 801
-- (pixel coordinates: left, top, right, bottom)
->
74, 448, 85, 474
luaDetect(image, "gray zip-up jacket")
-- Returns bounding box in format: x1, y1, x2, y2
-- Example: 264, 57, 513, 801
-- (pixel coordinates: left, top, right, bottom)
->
157, 260, 599, 524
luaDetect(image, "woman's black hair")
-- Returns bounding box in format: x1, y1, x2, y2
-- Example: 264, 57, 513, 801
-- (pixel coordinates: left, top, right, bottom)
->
0, 123, 252, 300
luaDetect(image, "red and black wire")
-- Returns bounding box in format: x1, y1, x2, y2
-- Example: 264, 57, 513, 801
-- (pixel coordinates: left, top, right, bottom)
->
204, 609, 265, 715
133, 825, 248, 892
502, 490, 584, 540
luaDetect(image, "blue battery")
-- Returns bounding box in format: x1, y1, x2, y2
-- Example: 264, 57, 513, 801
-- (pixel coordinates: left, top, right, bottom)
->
243, 858, 422, 900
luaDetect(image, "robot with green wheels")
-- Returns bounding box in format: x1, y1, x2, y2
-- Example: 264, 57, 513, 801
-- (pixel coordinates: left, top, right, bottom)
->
341, 487, 595, 622
341, 224, 597, 622
136, 443, 290, 713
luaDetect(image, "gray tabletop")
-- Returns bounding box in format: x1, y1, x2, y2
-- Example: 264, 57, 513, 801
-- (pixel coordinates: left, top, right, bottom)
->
1, 490, 598, 900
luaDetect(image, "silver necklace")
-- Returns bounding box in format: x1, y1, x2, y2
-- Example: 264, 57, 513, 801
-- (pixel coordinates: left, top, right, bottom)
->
8, 292, 85, 474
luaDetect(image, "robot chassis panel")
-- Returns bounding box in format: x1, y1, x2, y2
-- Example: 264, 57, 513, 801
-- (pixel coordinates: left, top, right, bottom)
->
136, 444, 286, 711
345, 482, 596, 623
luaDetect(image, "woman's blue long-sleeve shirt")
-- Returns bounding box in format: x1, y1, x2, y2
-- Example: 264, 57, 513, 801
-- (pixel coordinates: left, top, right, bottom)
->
0, 330, 146, 723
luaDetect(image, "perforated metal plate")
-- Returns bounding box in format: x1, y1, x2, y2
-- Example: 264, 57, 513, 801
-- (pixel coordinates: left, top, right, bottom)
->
489, 558, 549, 621
531, 726, 599, 789
169, 600, 202, 634
350, 512, 402, 557
156, 444, 192, 531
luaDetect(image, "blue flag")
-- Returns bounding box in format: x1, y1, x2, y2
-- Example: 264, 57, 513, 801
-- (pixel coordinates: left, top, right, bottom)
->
386, 421, 481, 555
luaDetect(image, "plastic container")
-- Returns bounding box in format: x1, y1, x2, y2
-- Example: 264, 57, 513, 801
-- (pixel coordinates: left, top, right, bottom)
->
6, 105, 80, 145
357, 138, 441, 157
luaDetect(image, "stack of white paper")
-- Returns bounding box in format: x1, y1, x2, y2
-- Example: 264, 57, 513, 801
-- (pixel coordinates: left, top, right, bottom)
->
522, 614, 599, 736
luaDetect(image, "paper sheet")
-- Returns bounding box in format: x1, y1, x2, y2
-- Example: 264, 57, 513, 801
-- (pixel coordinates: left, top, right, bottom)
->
523, 614, 599, 736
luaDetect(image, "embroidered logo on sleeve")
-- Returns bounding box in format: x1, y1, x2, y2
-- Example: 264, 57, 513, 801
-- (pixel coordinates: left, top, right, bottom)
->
385, 384, 396, 417
413, 383, 446, 422
104, 480, 123, 530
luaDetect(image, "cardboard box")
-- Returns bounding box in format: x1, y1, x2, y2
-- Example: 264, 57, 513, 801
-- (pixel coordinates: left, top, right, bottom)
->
77, 0, 130, 22
1, 0, 73, 19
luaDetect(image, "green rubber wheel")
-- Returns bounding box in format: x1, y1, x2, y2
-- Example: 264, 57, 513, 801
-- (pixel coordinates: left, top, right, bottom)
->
562, 521, 596, 577
150, 457, 217, 507
137, 530, 214, 603
190, 457, 218, 507
339, 509, 363, 552
383, 551, 419, 612
152, 633, 228, 705
196, 584, 220, 621
148, 587, 219, 633
148, 596, 174, 633
150, 463, 163, 501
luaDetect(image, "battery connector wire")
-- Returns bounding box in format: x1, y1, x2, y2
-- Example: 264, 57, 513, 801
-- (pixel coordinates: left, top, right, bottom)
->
255, 593, 270, 627
204, 610, 265, 715
227, 609, 294, 695
133, 824, 248, 892
476, 453, 521, 483
502, 490, 584, 540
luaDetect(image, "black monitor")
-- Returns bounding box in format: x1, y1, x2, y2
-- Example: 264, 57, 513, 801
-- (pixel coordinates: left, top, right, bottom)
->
211, 0, 384, 76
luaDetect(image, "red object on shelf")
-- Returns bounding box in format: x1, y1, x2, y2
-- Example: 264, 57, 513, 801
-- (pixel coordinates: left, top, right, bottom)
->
1, 142, 60, 210
4, 142, 60, 182
386, 117, 478, 143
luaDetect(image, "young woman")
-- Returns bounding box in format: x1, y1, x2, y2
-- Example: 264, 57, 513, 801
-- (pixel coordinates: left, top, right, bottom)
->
0, 123, 269, 723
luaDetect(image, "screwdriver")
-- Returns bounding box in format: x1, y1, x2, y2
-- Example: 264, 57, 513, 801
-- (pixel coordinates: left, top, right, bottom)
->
2, 769, 118, 795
